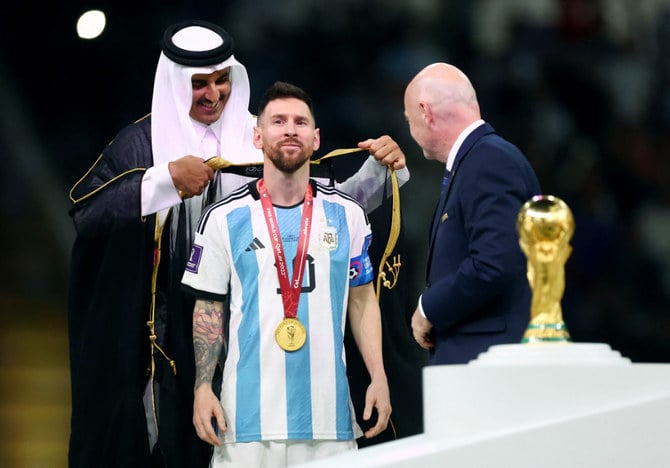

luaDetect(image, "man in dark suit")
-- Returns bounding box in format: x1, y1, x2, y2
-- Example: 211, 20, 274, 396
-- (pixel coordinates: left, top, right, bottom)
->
404, 62, 542, 365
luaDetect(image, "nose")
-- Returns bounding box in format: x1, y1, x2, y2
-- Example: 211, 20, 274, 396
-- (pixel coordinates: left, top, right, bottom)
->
204, 83, 220, 103
285, 119, 297, 136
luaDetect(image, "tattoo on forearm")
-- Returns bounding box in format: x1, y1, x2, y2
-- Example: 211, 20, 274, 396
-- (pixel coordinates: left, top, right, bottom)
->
193, 299, 224, 389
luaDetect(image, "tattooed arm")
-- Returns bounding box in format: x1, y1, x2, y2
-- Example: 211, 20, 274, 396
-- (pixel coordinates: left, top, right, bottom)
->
192, 298, 226, 446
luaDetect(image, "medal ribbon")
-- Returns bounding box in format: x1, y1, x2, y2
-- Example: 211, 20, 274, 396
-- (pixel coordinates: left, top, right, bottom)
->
257, 178, 313, 319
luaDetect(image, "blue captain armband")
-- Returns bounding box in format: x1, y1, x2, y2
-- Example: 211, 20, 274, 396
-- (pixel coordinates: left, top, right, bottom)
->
349, 234, 374, 286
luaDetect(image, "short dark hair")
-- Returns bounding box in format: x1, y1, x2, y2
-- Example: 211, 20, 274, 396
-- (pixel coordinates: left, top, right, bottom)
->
257, 81, 314, 119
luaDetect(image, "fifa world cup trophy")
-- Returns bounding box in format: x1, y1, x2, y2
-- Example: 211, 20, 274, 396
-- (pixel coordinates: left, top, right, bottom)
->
517, 195, 575, 343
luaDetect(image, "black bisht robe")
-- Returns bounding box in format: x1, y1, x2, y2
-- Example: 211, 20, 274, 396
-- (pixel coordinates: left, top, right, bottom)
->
67, 116, 211, 468
327, 156, 429, 446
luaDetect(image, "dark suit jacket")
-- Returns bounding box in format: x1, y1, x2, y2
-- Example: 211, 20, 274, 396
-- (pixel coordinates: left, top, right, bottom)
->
422, 122, 541, 365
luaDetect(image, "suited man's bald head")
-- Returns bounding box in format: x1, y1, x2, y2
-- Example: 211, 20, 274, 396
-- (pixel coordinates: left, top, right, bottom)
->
403, 62, 481, 162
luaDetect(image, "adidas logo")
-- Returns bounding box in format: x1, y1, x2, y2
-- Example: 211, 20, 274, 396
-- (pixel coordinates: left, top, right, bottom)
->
245, 238, 265, 252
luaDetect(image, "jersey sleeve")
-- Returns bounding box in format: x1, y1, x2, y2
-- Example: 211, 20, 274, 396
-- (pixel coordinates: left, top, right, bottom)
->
348, 205, 374, 287
181, 209, 231, 300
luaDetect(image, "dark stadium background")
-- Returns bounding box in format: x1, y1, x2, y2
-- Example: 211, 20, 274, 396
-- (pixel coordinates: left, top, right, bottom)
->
2, 1, 670, 466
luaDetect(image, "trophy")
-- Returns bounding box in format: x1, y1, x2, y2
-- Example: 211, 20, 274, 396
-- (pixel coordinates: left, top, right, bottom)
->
517, 194, 575, 343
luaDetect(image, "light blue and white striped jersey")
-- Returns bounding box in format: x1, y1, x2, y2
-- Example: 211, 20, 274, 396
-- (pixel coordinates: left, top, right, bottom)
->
182, 179, 374, 443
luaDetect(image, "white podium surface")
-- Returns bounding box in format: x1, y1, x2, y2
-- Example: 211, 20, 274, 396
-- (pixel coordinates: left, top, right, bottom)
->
296, 343, 670, 467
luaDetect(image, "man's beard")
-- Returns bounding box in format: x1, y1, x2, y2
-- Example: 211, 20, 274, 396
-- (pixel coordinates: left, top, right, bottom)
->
268, 142, 311, 174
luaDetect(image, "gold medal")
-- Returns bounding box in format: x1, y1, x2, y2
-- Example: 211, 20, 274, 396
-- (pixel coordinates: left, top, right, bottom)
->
275, 318, 307, 351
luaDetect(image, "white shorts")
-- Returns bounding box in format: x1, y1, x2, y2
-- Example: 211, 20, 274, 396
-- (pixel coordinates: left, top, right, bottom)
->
210, 439, 357, 467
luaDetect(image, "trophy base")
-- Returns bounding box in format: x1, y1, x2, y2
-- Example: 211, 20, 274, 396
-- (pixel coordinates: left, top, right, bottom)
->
521, 321, 570, 343
470, 341, 631, 365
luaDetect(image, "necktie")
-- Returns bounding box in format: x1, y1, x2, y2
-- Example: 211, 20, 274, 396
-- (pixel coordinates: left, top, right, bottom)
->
429, 168, 451, 245
441, 168, 451, 194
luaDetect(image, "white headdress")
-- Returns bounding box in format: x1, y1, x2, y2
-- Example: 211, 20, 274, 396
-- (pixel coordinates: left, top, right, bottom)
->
151, 20, 259, 166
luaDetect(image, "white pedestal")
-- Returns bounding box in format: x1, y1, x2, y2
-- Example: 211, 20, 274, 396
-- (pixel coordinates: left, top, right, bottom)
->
297, 343, 670, 468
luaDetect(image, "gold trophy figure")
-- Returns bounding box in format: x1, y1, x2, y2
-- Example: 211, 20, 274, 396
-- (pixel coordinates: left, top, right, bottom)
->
517, 194, 575, 343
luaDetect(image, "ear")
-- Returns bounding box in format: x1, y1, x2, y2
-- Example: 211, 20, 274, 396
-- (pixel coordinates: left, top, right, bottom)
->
312, 128, 321, 152
253, 126, 263, 150
419, 101, 433, 126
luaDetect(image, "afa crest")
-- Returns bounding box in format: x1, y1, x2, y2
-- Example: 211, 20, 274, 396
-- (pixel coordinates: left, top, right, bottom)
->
319, 226, 338, 251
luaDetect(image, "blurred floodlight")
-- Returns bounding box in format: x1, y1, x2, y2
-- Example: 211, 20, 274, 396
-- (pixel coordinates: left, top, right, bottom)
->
76, 10, 106, 40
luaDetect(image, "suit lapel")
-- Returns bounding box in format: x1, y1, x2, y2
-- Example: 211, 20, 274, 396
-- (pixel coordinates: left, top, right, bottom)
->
425, 123, 496, 277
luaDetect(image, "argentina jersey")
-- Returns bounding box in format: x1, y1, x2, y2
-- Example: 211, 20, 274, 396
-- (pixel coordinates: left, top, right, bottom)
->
181, 179, 373, 443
